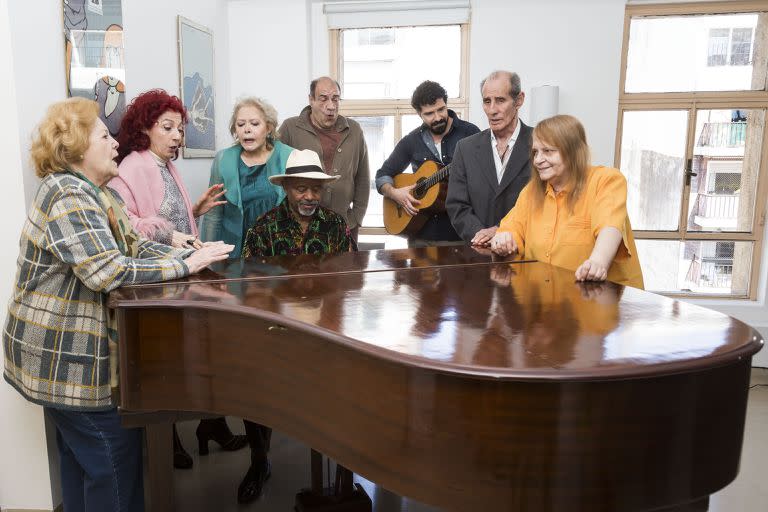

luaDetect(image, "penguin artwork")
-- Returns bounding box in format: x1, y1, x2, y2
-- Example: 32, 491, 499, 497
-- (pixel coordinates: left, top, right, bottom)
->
64, 0, 88, 96
94, 75, 126, 137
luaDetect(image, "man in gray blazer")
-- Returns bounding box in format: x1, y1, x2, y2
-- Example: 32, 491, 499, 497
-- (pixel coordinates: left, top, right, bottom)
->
446, 70, 533, 245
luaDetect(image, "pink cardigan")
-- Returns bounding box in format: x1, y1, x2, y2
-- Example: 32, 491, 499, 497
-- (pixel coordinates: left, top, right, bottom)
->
110, 150, 199, 239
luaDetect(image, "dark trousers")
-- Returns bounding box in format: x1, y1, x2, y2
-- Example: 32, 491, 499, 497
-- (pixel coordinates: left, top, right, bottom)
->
243, 420, 272, 464
45, 407, 144, 512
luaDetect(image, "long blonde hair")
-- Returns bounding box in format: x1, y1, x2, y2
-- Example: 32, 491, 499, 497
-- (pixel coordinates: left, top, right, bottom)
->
30, 98, 99, 178
529, 114, 591, 212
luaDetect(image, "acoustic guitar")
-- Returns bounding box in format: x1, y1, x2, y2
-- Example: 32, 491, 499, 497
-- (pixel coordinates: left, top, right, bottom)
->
383, 160, 450, 236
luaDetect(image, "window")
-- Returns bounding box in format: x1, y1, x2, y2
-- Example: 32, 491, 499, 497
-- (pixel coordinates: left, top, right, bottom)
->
331, 24, 469, 231
625, 12, 765, 92
707, 27, 754, 66
617, 2, 768, 299
707, 28, 730, 66
356, 28, 394, 46
731, 27, 754, 65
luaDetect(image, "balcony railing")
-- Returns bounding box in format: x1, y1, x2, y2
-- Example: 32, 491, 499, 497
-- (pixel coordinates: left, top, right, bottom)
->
696, 193, 739, 219
697, 121, 746, 148
699, 261, 733, 288
685, 255, 733, 289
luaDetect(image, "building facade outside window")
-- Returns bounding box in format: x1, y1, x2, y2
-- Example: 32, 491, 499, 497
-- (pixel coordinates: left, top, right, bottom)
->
617, 1, 768, 298
708, 27, 754, 66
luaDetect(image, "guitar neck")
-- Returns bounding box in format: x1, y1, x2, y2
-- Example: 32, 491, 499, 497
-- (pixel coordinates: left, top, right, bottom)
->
418, 163, 451, 192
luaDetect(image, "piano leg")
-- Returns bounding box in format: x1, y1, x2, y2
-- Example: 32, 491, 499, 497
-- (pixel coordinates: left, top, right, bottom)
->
295, 450, 372, 512
311, 449, 323, 493
144, 422, 175, 511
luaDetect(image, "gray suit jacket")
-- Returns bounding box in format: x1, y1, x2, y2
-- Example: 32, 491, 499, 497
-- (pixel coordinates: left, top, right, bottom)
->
446, 123, 533, 242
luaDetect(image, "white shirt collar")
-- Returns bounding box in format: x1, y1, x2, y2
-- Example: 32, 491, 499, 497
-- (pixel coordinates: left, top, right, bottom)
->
490, 119, 522, 182
490, 118, 521, 146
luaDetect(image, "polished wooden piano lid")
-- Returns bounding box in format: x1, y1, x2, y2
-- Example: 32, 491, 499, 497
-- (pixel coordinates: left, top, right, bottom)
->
110, 245, 763, 382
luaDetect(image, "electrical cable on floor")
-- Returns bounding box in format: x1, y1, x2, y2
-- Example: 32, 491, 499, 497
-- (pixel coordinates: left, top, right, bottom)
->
749, 384, 768, 389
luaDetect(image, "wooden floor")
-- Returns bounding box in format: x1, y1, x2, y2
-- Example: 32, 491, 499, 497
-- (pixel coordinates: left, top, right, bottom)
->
172, 368, 768, 512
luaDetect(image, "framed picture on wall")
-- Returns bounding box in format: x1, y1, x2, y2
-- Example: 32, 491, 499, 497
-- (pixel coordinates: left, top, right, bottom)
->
177, 16, 215, 158
63, 0, 127, 137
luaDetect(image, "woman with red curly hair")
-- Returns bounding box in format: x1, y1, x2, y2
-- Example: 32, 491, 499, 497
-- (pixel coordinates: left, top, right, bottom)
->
111, 89, 225, 248
109, 89, 247, 469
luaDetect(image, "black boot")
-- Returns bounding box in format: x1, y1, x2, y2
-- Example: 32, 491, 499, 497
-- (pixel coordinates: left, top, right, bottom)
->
237, 459, 271, 504
172, 423, 193, 469
196, 417, 248, 455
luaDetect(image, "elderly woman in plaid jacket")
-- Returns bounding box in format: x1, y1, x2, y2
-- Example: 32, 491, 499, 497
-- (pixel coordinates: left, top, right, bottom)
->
2, 97, 234, 512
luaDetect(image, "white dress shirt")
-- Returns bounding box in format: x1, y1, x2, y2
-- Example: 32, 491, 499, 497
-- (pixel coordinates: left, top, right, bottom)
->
490, 119, 521, 183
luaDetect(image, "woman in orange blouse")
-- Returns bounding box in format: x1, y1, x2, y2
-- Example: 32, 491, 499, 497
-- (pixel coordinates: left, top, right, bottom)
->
489, 115, 644, 288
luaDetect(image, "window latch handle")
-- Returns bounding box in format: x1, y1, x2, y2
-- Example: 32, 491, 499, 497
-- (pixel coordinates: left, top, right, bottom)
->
685, 158, 697, 185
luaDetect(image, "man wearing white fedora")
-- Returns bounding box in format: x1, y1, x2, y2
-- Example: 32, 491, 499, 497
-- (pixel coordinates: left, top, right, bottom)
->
242, 149, 357, 258
238, 149, 356, 503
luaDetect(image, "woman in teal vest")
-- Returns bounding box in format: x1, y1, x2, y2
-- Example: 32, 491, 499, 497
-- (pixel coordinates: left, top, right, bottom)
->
201, 97, 293, 256
200, 97, 292, 504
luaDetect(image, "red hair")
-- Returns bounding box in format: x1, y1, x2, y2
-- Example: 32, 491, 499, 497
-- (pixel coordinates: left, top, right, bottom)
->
117, 89, 187, 163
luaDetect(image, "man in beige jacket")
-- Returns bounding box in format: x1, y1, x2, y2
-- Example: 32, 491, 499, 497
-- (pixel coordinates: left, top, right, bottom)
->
279, 77, 370, 239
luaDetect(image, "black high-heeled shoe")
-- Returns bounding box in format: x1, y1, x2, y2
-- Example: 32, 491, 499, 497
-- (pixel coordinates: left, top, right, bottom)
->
196, 417, 248, 455
237, 459, 271, 504
172, 424, 193, 470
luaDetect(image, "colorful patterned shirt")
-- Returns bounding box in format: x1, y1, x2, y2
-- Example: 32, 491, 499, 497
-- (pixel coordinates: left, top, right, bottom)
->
242, 198, 356, 258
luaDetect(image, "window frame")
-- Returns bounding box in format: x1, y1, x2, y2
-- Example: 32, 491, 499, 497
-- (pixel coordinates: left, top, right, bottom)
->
330, 23, 471, 235
615, 1, 768, 299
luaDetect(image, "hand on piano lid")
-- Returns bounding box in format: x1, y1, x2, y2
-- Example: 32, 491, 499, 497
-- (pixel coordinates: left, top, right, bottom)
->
184, 243, 235, 274
489, 230, 517, 256
471, 226, 498, 247
574, 258, 608, 283
171, 230, 202, 249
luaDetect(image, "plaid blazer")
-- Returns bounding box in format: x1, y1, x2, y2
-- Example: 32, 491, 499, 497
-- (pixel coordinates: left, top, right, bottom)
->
3, 173, 191, 410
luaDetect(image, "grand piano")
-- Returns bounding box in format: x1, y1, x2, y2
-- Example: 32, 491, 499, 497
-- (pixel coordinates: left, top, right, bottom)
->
111, 245, 763, 511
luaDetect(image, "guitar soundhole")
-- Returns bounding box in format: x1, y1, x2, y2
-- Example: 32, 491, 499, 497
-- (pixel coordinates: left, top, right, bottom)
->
413, 178, 427, 199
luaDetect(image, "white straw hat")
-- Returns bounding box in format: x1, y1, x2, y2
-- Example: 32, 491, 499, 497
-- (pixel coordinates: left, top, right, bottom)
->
268, 149, 340, 184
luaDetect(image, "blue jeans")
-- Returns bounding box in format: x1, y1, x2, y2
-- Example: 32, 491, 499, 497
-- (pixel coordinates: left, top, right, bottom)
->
45, 407, 144, 512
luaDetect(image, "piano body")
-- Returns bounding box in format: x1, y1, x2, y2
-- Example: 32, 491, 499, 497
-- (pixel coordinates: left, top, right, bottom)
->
111, 246, 763, 511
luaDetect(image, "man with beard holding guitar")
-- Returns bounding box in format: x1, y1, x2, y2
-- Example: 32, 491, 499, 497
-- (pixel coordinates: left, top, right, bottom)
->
376, 80, 479, 247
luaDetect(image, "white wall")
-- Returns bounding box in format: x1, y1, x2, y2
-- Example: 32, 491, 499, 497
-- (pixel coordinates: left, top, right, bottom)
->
0, 1, 59, 508
227, 0, 312, 129
8, 0, 68, 210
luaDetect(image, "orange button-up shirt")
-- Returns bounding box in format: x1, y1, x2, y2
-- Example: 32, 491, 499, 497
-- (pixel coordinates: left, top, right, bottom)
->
498, 166, 644, 289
